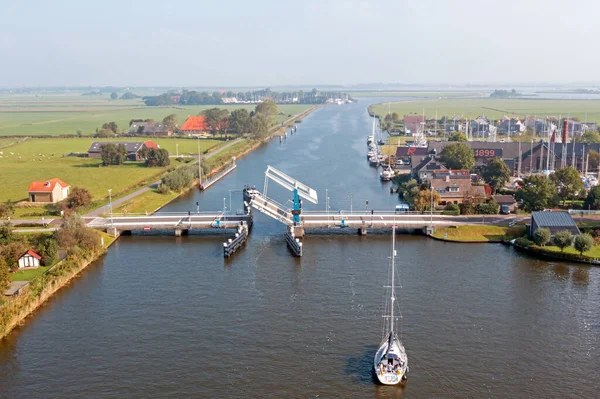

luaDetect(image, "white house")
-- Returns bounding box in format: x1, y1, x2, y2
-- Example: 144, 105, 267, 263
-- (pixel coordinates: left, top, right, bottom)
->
18, 250, 42, 269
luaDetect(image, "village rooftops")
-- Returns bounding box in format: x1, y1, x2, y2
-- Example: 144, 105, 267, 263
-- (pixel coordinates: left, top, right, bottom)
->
28, 178, 70, 192
395, 147, 429, 157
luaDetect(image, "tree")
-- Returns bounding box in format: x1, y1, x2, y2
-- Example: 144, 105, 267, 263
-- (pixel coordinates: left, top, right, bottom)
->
228, 108, 250, 136
574, 233, 594, 255
110, 92, 118, 100
440, 142, 475, 170
412, 189, 440, 213
0, 200, 15, 219
588, 150, 600, 172
66, 187, 92, 210
162, 114, 178, 131
482, 158, 511, 193
96, 128, 115, 138
584, 185, 600, 210
0, 221, 14, 244
515, 175, 557, 212
550, 166, 584, 205
580, 130, 600, 144
55, 215, 99, 252
0, 257, 10, 293
202, 108, 230, 136
102, 121, 118, 134
448, 132, 467, 142
391, 112, 400, 122
533, 227, 551, 246
38, 237, 58, 265
146, 148, 170, 167
255, 99, 279, 117
248, 113, 270, 140
553, 230, 573, 252
100, 143, 127, 166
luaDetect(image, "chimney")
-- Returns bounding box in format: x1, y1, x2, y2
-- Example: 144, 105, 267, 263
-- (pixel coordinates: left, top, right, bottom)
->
446, 175, 450, 182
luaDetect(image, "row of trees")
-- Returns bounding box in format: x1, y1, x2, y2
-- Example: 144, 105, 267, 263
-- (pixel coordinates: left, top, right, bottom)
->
532, 228, 594, 255
144, 88, 345, 106
201, 99, 279, 139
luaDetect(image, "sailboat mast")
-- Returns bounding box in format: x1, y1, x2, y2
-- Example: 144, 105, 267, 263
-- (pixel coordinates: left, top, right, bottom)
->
390, 229, 395, 333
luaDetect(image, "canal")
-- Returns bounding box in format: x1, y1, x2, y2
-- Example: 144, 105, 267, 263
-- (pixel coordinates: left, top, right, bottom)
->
1, 98, 599, 398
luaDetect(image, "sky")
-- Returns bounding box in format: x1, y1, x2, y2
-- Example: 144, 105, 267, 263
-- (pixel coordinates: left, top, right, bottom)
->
1, 0, 599, 88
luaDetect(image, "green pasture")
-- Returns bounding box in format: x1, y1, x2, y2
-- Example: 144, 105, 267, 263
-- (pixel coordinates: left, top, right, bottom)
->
370, 98, 600, 122
0, 137, 229, 203
0, 93, 312, 137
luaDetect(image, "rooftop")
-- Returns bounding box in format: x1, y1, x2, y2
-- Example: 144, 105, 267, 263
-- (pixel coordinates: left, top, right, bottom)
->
28, 178, 70, 193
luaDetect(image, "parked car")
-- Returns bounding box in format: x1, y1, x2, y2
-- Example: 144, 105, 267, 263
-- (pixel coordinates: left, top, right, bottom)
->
500, 205, 511, 214
395, 203, 410, 214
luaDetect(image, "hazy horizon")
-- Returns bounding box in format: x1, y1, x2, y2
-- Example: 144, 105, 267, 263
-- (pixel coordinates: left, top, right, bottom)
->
2, 0, 599, 88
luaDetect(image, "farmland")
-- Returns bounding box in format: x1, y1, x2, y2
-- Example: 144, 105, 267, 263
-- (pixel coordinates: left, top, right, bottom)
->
0, 94, 312, 136
0, 137, 225, 204
369, 98, 600, 122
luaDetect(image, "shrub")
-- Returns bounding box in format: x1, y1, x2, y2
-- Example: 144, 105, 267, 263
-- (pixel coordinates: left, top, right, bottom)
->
574, 233, 594, 255
476, 201, 499, 215
157, 184, 170, 195
442, 203, 459, 215
553, 230, 573, 252
533, 227, 551, 246
37, 237, 58, 266
65, 187, 93, 210
459, 201, 475, 215
514, 237, 534, 247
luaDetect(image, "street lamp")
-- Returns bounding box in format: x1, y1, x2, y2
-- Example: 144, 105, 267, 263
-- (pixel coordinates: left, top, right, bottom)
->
108, 189, 113, 226
223, 197, 227, 214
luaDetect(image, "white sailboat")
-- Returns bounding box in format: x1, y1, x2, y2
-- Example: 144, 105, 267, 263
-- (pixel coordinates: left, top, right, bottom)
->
374, 228, 408, 385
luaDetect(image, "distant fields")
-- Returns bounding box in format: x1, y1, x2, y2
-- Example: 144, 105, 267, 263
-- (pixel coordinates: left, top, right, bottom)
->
0, 94, 312, 136
369, 98, 600, 122
351, 91, 487, 98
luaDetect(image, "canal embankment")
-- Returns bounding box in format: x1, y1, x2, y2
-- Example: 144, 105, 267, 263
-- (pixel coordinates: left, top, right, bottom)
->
1, 232, 117, 340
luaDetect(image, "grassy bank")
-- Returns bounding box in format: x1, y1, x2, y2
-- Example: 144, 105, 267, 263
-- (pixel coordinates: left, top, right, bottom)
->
0, 231, 115, 340
432, 225, 526, 242
369, 98, 600, 122
113, 189, 180, 215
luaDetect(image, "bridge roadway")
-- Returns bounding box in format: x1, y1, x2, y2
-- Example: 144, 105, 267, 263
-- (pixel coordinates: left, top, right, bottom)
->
87, 213, 251, 234
299, 212, 524, 231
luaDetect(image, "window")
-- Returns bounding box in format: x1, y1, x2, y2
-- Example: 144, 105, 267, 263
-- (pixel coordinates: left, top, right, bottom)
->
449, 187, 459, 192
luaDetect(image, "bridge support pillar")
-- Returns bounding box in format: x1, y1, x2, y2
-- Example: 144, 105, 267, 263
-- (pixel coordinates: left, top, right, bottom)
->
175, 228, 182, 237
360, 227, 367, 236
293, 225, 305, 238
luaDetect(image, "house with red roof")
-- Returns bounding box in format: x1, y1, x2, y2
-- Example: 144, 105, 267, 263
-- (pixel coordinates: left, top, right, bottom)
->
181, 116, 210, 134
87, 140, 158, 161
18, 249, 42, 269
28, 178, 71, 203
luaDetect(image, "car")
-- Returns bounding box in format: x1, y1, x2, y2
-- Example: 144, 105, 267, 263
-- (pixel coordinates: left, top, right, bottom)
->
500, 205, 511, 214
395, 203, 410, 214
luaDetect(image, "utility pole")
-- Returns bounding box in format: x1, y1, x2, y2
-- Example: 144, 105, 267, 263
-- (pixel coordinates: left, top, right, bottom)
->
517, 138, 522, 178
108, 189, 113, 226
197, 137, 202, 187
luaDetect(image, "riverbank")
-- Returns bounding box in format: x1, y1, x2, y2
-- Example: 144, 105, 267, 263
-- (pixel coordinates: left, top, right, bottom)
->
512, 241, 600, 265
112, 105, 321, 216
0, 232, 116, 340
431, 225, 526, 243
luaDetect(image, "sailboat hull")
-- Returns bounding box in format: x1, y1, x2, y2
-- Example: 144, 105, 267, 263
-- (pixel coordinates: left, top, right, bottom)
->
373, 334, 408, 385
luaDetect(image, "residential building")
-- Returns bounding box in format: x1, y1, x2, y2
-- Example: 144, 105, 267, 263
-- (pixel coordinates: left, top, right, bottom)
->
530, 211, 580, 237
28, 178, 71, 203
498, 117, 526, 135
412, 157, 447, 182
18, 250, 41, 269
430, 170, 485, 205
394, 147, 429, 174
128, 122, 173, 137
404, 115, 425, 135
87, 140, 159, 161
180, 115, 210, 134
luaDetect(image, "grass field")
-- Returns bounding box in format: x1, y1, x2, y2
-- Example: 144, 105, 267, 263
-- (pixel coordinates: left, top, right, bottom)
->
351, 91, 486, 98
0, 136, 232, 203
433, 225, 526, 242
10, 265, 51, 282
537, 244, 600, 258
0, 94, 312, 137
112, 189, 180, 215
370, 98, 600, 122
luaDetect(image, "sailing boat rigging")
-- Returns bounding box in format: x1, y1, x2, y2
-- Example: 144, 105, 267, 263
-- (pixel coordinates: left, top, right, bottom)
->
374, 227, 408, 385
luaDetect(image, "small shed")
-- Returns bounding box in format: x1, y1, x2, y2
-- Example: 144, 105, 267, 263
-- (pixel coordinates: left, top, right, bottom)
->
530, 211, 580, 237
18, 249, 42, 269
493, 195, 518, 211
